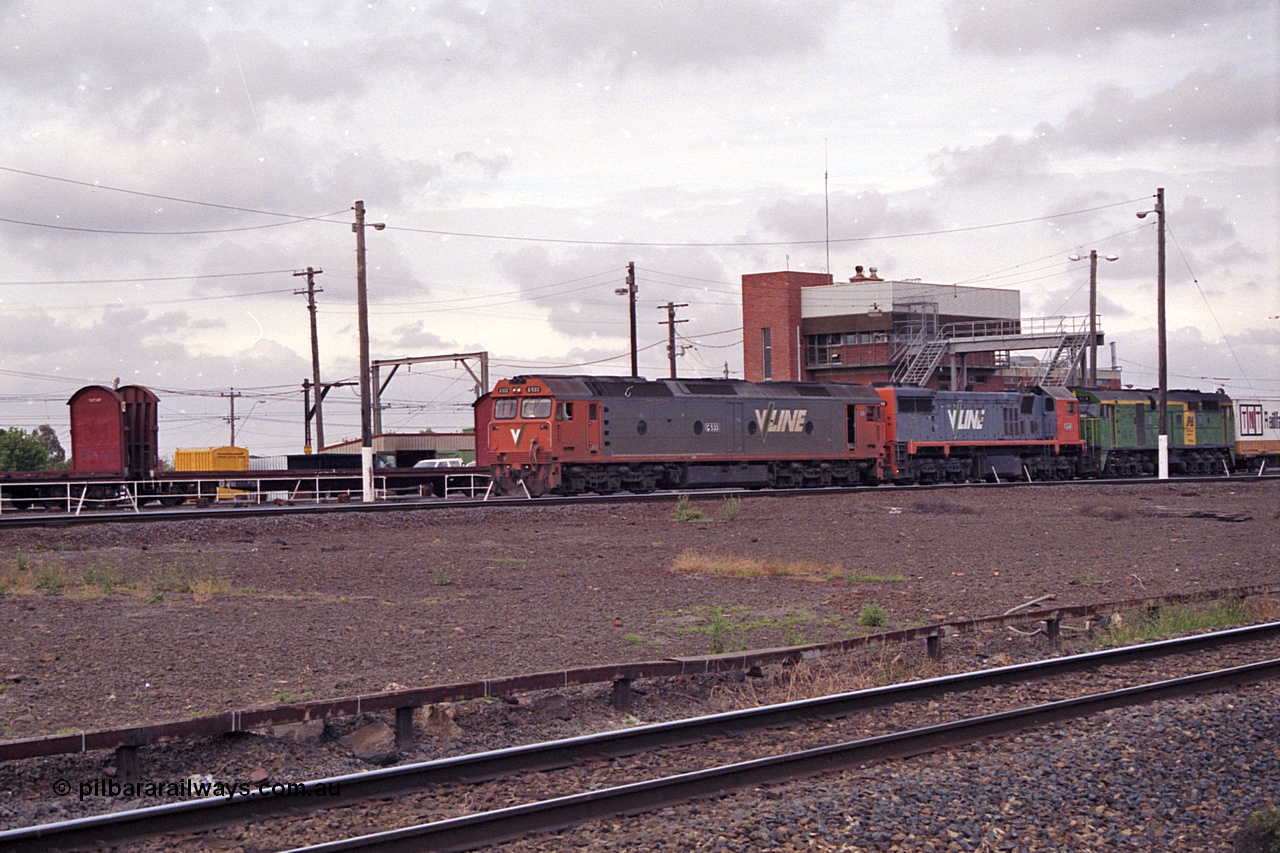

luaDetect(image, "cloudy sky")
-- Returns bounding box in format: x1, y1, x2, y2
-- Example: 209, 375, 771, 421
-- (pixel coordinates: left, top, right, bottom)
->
1, 0, 1276, 458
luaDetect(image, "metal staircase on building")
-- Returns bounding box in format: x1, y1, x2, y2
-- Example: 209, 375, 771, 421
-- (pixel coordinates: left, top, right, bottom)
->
1037, 333, 1091, 386
892, 337, 949, 386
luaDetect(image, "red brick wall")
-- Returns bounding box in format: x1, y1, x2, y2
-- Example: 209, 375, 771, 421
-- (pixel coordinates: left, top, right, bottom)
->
742, 271, 830, 382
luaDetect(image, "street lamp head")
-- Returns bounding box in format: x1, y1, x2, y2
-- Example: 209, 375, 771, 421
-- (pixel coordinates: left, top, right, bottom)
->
614, 287, 628, 296
1103, 254, 1119, 262
1068, 254, 1082, 261
1136, 210, 1150, 219
372, 222, 386, 231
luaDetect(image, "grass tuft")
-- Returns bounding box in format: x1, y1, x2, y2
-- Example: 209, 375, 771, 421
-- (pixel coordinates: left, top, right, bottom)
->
34, 568, 65, 596
1099, 597, 1251, 646
673, 495, 708, 522
82, 568, 120, 597
720, 498, 742, 521
858, 602, 889, 628
672, 550, 908, 586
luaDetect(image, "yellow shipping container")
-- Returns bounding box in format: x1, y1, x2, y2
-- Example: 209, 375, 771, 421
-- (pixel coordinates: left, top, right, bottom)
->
174, 446, 250, 472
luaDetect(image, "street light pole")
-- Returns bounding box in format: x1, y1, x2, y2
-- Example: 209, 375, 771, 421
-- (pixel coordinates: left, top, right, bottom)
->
353, 200, 385, 502
1069, 250, 1117, 387
1137, 187, 1167, 479
615, 262, 638, 377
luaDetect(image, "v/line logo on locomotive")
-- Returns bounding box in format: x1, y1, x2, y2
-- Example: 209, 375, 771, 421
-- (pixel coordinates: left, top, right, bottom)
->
947, 406, 987, 432
754, 405, 808, 438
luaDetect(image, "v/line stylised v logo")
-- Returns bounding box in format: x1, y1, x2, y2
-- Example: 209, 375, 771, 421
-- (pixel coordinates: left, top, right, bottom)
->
509, 425, 527, 447
946, 406, 986, 432
754, 404, 808, 440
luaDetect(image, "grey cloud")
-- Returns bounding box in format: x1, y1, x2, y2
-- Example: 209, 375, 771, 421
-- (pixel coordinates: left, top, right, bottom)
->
0, 141, 441, 268
520, 0, 842, 70
931, 132, 1052, 184
934, 66, 1275, 183
373, 0, 842, 77
385, 321, 452, 353
0, 1, 209, 93
758, 189, 941, 241
494, 245, 635, 338
1059, 67, 1276, 149
452, 151, 511, 179
945, 0, 1266, 55
491, 242, 740, 342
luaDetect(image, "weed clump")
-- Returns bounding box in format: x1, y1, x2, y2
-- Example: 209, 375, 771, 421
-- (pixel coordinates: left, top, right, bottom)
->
858, 602, 889, 628
673, 495, 708, 522
720, 498, 742, 521
1098, 597, 1250, 646
672, 550, 907, 586
34, 568, 65, 596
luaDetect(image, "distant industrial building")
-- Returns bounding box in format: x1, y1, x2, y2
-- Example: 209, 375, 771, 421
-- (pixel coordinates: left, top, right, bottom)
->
741, 266, 1119, 390
322, 432, 475, 464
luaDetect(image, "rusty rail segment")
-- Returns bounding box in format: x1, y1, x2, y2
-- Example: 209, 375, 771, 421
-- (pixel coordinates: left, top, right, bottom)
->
2, 583, 1277, 768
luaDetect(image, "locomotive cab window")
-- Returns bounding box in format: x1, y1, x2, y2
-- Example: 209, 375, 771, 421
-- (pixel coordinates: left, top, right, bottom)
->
493, 398, 518, 419
556, 402, 574, 421
520, 397, 552, 419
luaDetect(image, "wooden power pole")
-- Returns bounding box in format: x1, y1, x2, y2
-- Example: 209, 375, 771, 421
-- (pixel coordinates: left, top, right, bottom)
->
294, 266, 325, 451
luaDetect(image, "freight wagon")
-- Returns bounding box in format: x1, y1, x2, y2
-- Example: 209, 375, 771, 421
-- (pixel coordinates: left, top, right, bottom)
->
1233, 396, 1280, 472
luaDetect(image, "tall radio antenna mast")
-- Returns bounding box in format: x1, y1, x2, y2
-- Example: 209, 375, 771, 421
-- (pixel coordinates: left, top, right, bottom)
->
824, 139, 830, 275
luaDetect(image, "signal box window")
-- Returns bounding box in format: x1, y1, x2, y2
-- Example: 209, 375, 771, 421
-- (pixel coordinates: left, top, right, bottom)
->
493, 399, 518, 419
521, 397, 552, 419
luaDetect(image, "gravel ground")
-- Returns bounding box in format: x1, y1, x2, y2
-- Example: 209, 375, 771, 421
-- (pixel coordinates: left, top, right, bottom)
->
509, 684, 1280, 853
0, 479, 1278, 846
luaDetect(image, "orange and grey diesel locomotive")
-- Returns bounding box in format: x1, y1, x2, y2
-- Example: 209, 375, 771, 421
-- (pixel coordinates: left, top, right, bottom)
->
474, 376, 1094, 495
475, 375, 887, 496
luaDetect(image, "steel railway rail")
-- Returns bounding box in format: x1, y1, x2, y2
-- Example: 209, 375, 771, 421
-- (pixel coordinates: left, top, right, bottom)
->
4, 622, 1278, 853
290, 657, 1280, 853
0, 472, 1275, 529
